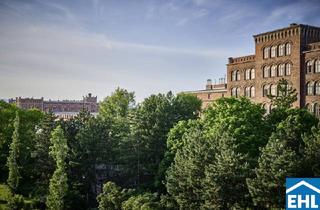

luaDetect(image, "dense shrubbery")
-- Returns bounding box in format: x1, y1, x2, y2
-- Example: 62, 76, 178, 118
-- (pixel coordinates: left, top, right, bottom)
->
0, 83, 319, 209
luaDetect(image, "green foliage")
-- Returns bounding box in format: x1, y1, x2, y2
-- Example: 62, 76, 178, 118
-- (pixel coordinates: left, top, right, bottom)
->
121, 192, 161, 210
247, 110, 318, 209
97, 181, 135, 210
268, 78, 298, 109
204, 134, 251, 209
203, 97, 268, 159
304, 123, 320, 176
131, 92, 201, 190
32, 112, 56, 200
7, 112, 21, 191
166, 128, 213, 209
46, 126, 69, 210
99, 87, 135, 120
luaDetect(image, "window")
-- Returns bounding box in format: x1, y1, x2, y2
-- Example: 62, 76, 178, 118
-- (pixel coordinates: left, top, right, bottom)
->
245, 87, 251, 97
278, 44, 285, 56
231, 87, 237, 97
315, 60, 320, 73
231, 71, 237, 81
263, 66, 270, 78
314, 103, 320, 117
278, 64, 285, 76
306, 61, 313, 74
285, 63, 292, 75
251, 86, 255, 98
271, 65, 277, 77
264, 47, 270, 59
307, 82, 314, 95
245, 69, 251, 80
263, 85, 270, 97
236, 87, 241, 98
285, 43, 291, 55
236, 70, 241, 81
316, 82, 320, 95
270, 84, 277, 96
251, 69, 255, 79
271, 46, 277, 57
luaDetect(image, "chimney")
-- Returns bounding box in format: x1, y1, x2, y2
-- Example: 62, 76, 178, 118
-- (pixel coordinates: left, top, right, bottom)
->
206, 79, 212, 90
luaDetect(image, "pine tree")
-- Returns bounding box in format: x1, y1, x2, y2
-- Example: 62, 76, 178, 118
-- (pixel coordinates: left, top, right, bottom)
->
46, 125, 68, 210
204, 135, 251, 209
7, 111, 21, 192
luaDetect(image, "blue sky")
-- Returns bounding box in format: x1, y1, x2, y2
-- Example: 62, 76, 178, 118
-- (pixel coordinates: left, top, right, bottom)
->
0, 0, 319, 101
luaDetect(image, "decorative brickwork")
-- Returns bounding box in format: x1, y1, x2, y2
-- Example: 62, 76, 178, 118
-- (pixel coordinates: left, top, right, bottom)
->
190, 24, 320, 116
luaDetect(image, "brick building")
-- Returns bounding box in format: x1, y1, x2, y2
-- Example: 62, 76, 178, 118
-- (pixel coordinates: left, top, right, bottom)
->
10, 93, 99, 119
190, 23, 320, 117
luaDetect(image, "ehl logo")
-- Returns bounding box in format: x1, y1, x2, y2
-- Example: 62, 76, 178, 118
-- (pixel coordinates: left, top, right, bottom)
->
286, 178, 320, 209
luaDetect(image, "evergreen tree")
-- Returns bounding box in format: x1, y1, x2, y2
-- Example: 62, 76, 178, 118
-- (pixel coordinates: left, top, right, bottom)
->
247, 111, 317, 209
7, 111, 21, 192
32, 112, 56, 200
46, 126, 69, 210
166, 128, 214, 209
204, 134, 251, 209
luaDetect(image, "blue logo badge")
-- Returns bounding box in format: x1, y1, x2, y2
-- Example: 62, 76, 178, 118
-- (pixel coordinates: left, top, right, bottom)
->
286, 178, 320, 209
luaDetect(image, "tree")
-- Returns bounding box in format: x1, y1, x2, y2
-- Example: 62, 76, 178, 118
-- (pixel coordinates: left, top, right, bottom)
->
268, 78, 297, 109
204, 134, 251, 209
247, 110, 318, 209
121, 192, 161, 210
99, 88, 135, 120
203, 97, 269, 160
166, 128, 214, 209
303, 123, 320, 176
46, 126, 69, 210
32, 112, 56, 201
7, 111, 21, 192
131, 92, 201, 190
97, 181, 135, 210
74, 118, 114, 207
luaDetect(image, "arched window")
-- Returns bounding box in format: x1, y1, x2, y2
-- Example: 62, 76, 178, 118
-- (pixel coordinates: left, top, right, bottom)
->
264, 47, 270, 59
307, 82, 314, 95
263, 66, 270, 78
271, 65, 277, 77
251, 86, 255, 98
251, 69, 255, 79
270, 84, 277, 96
306, 61, 313, 74
285, 63, 291, 75
236, 87, 241, 98
278, 44, 285, 56
271, 46, 277, 57
314, 103, 320, 117
285, 43, 291, 55
278, 64, 285, 76
245, 69, 251, 80
263, 85, 270, 97
231, 71, 237, 81
245, 87, 251, 97
236, 70, 241, 81
315, 81, 320, 95
315, 60, 320, 73
231, 87, 237, 97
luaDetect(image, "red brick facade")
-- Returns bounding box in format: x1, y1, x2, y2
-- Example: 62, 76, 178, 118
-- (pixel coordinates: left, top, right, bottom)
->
191, 24, 320, 117
10, 93, 98, 119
